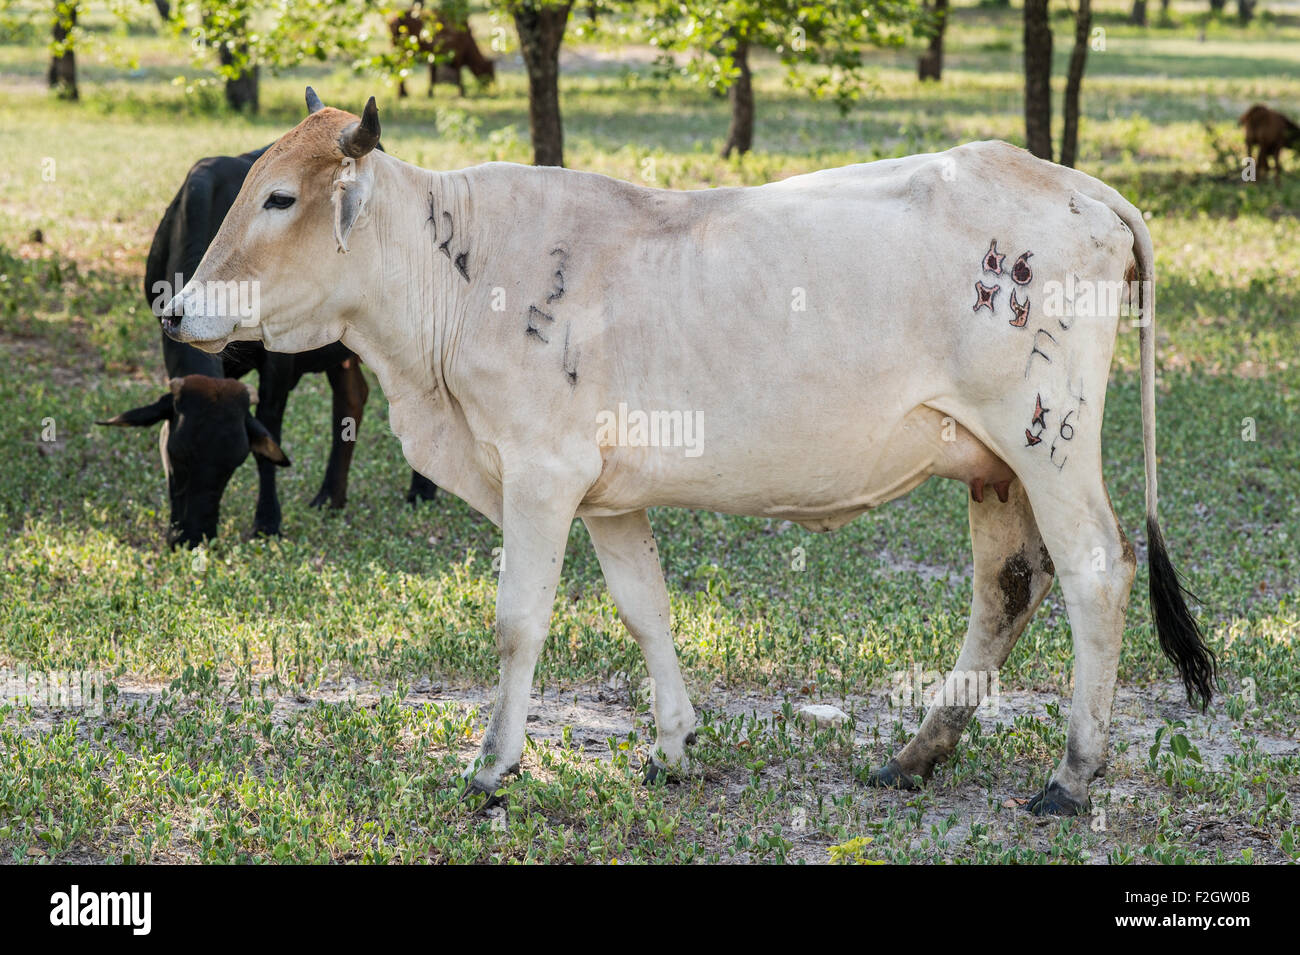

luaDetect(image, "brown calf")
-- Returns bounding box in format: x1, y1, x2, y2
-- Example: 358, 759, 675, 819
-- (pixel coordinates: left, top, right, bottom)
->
1239, 103, 1300, 183
389, 5, 495, 97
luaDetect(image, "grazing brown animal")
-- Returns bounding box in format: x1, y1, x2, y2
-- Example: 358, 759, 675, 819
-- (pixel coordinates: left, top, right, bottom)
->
389, 4, 495, 97
1239, 103, 1300, 183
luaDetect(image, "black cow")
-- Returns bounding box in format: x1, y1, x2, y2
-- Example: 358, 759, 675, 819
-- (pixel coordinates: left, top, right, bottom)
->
100, 146, 437, 547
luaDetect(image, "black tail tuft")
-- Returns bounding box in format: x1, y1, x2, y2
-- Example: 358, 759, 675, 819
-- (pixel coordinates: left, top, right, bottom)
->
1147, 516, 1217, 710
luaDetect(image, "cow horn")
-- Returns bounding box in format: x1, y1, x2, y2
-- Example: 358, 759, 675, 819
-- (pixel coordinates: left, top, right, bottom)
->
339, 97, 380, 159
305, 86, 324, 115
168, 377, 185, 399
244, 383, 259, 405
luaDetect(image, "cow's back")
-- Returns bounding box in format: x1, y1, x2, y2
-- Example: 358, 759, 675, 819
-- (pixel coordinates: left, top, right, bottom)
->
457, 141, 1128, 412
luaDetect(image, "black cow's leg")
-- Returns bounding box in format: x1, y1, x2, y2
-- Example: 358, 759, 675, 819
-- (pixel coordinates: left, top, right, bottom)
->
311, 357, 368, 509
407, 470, 438, 504
252, 375, 289, 537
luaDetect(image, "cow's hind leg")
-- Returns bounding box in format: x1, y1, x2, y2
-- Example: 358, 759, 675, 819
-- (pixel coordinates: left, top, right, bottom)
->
583, 511, 697, 780
866, 480, 1054, 790
1019, 478, 1136, 815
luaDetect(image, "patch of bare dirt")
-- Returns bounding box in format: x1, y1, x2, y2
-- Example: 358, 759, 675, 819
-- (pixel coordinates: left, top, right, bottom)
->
14, 673, 1295, 864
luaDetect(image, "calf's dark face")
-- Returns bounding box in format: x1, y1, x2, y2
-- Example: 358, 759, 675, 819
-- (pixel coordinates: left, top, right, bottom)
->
99, 376, 289, 547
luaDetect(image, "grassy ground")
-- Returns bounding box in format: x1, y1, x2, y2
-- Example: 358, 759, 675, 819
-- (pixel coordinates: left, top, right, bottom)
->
0, 3, 1296, 863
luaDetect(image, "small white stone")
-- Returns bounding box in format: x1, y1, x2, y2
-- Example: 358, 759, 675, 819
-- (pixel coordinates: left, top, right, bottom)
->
797, 704, 849, 728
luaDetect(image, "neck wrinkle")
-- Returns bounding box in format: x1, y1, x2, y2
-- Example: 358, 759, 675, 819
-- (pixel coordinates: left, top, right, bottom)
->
427, 165, 475, 398
355, 154, 471, 408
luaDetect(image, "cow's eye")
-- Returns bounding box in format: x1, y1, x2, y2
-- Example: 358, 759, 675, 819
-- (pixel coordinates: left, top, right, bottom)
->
263, 193, 296, 210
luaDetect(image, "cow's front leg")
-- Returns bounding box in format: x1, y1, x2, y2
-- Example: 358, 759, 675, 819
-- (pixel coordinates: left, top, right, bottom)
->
310, 357, 368, 509
406, 470, 439, 504
584, 510, 697, 780
866, 480, 1054, 790
251, 381, 289, 537
464, 475, 580, 800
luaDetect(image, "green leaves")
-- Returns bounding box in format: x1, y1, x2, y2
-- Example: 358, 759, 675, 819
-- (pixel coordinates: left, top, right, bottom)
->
1148, 718, 1204, 791
167, 0, 375, 81
640, 0, 918, 96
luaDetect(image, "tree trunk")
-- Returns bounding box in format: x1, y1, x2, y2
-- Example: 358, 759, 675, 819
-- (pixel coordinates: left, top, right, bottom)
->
218, 44, 259, 112
49, 1, 78, 100
1060, 0, 1091, 168
513, 2, 573, 167
1024, 0, 1053, 161
1129, 0, 1147, 25
1236, 0, 1255, 23
154, 0, 170, 20
1209, 0, 1227, 12
917, 0, 949, 82
722, 42, 754, 157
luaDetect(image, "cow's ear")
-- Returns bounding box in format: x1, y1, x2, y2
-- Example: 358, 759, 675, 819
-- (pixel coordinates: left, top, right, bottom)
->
97, 392, 174, 427
332, 165, 373, 254
245, 415, 291, 467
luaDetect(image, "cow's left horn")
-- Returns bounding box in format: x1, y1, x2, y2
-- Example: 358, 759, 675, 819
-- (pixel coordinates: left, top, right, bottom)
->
305, 86, 324, 114
339, 97, 381, 159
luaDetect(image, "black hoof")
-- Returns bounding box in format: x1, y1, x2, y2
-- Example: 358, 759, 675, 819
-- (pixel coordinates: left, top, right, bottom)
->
251, 524, 281, 539
861, 759, 922, 790
684, 731, 698, 746
307, 491, 339, 509
642, 760, 685, 786
1023, 781, 1087, 816
460, 778, 506, 810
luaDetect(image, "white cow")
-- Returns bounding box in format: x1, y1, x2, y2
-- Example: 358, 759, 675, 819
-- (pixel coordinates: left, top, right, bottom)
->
165, 90, 1216, 814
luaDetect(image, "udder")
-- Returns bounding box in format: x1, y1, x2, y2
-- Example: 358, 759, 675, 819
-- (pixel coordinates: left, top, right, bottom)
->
908, 406, 1018, 503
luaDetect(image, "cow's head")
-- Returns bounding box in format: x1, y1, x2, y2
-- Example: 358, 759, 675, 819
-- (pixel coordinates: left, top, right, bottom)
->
161, 89, 384, 355
99, 375, 288, 548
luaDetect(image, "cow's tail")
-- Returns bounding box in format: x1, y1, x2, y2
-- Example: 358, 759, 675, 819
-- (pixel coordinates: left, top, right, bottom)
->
1103, 195, 1217, 711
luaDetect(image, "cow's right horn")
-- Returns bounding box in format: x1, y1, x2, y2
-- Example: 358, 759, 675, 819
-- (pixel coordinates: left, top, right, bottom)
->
305, 86, 324, 114
339, 97, 380, 158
